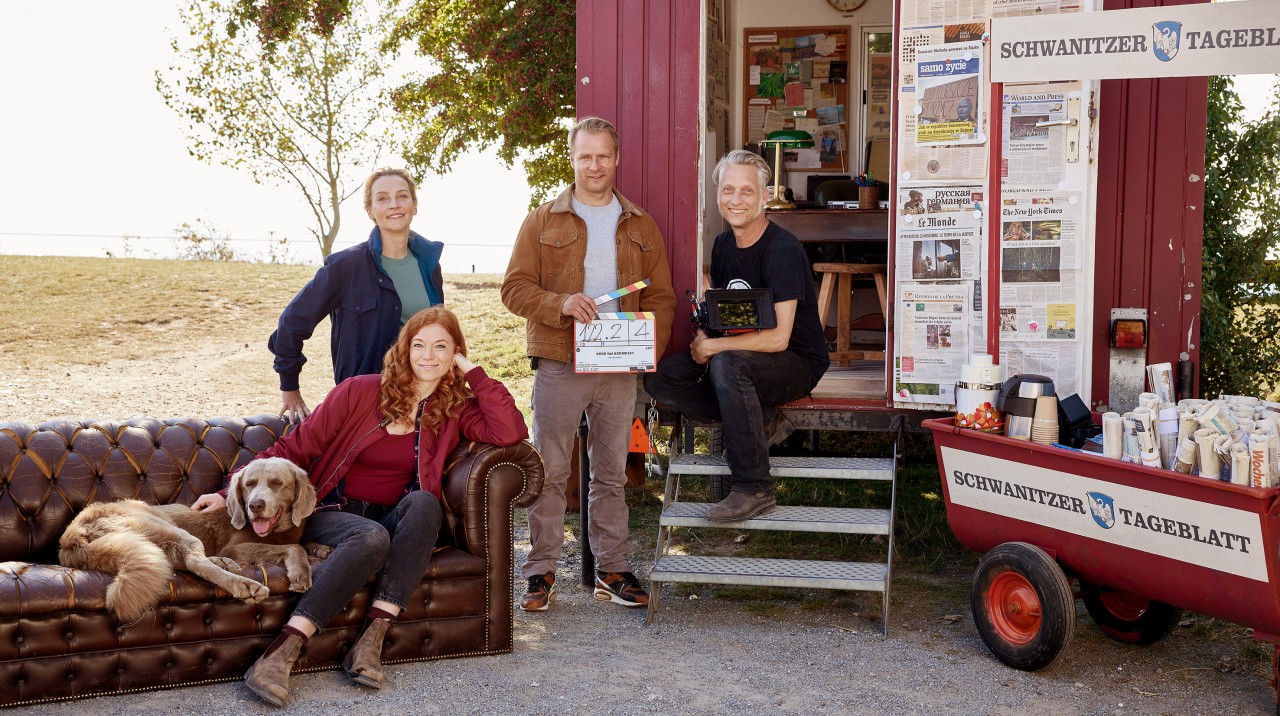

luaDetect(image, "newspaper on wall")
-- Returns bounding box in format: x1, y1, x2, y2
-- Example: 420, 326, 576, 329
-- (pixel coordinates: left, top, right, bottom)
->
897, 26, 989, 182
1000, 193, 1082, 284
901, 0, 990, 25
1001, 342, 1081, 397
894, 282, 972, 405
915, 41, 984, 146
896, 185, 985, 282
992, 0, 1081, 17
1002, 90, 1069, 189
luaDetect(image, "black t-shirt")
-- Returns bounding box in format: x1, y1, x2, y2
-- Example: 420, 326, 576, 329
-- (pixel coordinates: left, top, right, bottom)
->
710, 221, 831, 379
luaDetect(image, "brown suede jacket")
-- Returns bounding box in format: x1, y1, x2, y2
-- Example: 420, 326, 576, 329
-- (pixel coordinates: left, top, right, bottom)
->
501, 185, 677, 364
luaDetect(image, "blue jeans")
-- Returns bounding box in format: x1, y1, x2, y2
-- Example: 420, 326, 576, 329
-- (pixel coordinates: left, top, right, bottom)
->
293, 490, 442, 630
644, 350, 818, 493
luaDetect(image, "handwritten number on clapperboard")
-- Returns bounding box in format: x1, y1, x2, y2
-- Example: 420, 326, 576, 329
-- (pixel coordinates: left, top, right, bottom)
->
633, 322, 649, 338
609, 322, 622, 339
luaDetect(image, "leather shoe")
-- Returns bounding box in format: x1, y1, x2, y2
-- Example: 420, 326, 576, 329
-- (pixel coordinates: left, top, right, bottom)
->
245, 633, 303, 707
343, 617, 391, 688
705, 490, 776, 522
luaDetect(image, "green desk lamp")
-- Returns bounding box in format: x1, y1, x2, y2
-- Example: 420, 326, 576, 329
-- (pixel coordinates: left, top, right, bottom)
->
760, 129, 814, 210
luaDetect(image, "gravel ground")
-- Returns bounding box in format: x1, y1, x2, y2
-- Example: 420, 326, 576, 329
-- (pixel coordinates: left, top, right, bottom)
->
10, 526, 1277, 716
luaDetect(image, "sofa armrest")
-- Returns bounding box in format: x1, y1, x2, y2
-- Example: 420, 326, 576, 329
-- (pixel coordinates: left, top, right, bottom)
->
439, 440, 544, 557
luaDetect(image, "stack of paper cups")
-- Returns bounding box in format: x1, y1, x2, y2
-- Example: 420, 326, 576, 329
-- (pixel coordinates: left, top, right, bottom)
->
1194, 428, 1221, 479
1031, 395, 1059, 445
1102, 412, 1124, 460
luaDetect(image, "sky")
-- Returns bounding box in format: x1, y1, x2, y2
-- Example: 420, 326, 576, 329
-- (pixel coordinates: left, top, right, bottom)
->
0, 1, 533, 273
0, 2, 1275, 274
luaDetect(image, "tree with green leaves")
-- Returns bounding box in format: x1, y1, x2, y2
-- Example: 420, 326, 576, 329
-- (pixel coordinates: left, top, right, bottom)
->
158, 0, 390, 257
1200, 76, 1280, 397
231, 0, 575, 206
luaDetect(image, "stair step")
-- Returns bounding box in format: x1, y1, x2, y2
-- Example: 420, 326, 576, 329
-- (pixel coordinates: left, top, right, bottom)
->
651, 555, 888, 592
668, 454, 894, 480
660, 503, 891, 534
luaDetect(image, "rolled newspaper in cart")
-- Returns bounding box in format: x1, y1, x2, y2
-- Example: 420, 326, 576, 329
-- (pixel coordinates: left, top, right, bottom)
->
1133, 408, 1161, 468
1122, 413, 1140, 464
1195, 427, 1221, 479
1102, 411, 1124, 460
1157, 403, 1179, 469
1174, 437, 1198, 474
1215, 434, 1234, 482
1146, 362, 1175, 403
1232, 442, 1251, 484
1250, 430, 1273, 488
1138, 392, 1160, 411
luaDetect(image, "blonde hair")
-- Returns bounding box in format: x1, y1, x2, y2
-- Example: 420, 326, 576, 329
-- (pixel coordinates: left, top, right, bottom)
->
363, 168, 418, 212
379, 307, 473, 432
713, 150, 770, 192
569, 116, 619, 153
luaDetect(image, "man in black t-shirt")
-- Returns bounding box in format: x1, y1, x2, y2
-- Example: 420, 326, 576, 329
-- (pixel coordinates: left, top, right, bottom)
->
644, 150, 830, 522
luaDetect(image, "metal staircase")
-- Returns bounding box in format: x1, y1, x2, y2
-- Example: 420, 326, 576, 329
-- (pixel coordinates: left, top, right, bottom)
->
645, 436, 899, 634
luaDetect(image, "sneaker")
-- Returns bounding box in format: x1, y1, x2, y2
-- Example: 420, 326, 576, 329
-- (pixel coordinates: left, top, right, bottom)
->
593, 570, 649, 607
521, 573, 556, 612
764, 411, 795, 447
705, 489, 777, 522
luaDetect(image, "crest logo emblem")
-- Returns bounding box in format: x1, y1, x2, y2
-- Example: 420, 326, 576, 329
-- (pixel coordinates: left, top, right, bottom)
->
1087, 492, 1116, 529
1152, 21, 1182, 62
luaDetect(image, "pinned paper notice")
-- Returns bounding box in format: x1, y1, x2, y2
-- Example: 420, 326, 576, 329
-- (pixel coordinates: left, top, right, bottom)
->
815, 35, 837, 56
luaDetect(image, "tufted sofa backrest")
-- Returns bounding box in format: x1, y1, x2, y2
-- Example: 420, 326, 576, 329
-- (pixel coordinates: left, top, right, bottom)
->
0, 416, 291, 564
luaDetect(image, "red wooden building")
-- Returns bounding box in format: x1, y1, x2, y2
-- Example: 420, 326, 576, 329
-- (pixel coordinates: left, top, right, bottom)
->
575, 0, 1208, 427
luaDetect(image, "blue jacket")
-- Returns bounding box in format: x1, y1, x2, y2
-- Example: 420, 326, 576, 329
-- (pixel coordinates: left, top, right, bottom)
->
269, 228, 444, 391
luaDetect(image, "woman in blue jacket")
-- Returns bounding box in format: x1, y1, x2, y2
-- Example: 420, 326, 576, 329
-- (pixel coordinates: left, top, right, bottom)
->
269, 168, 444, 420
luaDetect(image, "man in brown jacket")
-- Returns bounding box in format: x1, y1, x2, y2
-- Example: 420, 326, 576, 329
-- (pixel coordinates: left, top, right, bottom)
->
502, 117, 676, 612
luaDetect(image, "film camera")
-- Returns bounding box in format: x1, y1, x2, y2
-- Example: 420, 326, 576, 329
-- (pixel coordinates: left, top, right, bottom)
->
688, 288, 777, 338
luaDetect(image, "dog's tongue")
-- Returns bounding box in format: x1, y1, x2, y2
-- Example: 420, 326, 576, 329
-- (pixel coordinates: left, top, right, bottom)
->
252, 517, 273, 536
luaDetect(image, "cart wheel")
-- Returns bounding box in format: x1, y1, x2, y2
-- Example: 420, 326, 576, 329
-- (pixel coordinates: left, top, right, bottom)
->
971, 542, 1076, 671
709, 427, 731, 503
1080, 580, 1182, 646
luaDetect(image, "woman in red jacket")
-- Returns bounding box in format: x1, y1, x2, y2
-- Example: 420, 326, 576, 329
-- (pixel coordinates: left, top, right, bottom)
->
192, 306, 527, 707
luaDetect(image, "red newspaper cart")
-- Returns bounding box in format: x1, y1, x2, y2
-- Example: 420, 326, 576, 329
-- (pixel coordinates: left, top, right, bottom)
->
924, 418, 1280, 708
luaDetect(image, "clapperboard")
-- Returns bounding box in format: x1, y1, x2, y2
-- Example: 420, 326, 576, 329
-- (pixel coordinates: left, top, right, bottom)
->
573, 279, 656, 374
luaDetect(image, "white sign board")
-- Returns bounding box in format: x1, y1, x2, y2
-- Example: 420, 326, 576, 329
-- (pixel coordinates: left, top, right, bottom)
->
573, 312, 656, 374
991, 0, 1280, 83
941, 446, 1269, 582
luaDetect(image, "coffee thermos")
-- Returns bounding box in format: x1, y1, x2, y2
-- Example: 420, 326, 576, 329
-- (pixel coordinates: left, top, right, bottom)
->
955, 354, 1003, 433
998, 374, 1056, 441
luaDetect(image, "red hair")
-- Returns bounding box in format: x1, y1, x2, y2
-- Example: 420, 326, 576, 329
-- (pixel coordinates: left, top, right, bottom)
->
379, 307, 474, 432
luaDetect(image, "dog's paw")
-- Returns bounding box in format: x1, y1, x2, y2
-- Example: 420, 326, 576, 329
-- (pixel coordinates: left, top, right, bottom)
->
208, 556, 244, 572
228, 577, 270, 604
287, 570, 312, 593
305, 542, 333, 560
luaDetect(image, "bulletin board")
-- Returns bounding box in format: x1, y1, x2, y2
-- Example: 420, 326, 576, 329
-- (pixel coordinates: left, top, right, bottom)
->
742, 26, 850, 172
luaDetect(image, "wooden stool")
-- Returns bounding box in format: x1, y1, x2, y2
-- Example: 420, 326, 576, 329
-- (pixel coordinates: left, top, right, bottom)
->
813, 262, 887, 365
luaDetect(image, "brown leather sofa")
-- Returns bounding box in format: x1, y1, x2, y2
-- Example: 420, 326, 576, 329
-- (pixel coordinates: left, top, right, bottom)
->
0, 415, 543, 708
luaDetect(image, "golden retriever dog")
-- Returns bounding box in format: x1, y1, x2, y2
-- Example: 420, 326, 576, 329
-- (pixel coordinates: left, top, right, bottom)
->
59, 457, 321, 622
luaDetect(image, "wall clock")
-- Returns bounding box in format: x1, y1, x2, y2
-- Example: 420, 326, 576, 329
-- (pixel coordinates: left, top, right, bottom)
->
827, 0, 868, 11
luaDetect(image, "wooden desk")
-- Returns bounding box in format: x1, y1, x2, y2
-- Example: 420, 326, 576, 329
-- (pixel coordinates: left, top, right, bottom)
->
766, 208, 889, 243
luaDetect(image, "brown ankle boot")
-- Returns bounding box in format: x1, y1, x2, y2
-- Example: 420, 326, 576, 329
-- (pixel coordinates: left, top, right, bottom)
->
245, 633, 303, 706
343, 618, 391, 688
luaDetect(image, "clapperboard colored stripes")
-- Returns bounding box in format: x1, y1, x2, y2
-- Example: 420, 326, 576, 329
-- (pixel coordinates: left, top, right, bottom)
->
593, 278, 651, 305
596, 312, 656, 320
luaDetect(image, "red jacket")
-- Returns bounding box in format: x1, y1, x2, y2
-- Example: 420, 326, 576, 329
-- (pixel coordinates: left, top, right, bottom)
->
239, 368, 528, 501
